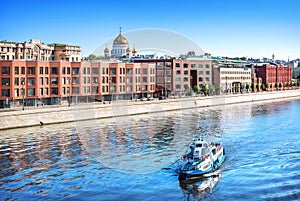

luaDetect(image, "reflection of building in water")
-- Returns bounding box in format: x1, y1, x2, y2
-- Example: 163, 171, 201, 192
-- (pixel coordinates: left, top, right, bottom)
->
0, 128, 85, 180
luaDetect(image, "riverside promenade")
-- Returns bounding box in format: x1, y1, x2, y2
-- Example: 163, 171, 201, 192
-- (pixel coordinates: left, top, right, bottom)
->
1, 90, 300, 130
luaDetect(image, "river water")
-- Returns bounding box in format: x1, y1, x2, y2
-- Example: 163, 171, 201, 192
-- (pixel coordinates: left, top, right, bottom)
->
0, 99, 300, 201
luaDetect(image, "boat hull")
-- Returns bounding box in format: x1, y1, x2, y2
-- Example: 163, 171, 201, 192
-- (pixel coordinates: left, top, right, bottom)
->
178, 154, 225, 180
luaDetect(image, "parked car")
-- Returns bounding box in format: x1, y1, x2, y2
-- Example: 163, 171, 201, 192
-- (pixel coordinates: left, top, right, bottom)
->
140, 97, 147, 101
147, 97, 154, 101
158, 96, 166, 100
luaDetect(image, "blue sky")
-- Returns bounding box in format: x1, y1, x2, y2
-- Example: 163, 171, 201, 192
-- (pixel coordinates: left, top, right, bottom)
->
2, 0, 299, 60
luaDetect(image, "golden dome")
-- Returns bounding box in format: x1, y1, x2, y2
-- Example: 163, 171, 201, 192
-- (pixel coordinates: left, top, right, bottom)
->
126, 47, 131, 52
104, 47, 109, 53
132, 48, 137, 54
113, 33, 128, 45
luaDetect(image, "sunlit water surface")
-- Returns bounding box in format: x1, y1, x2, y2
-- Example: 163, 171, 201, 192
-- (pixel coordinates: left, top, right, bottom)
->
0, 99, 300, 201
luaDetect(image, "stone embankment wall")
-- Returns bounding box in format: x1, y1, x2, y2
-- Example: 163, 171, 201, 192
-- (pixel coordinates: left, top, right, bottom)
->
1, 90, 300, 130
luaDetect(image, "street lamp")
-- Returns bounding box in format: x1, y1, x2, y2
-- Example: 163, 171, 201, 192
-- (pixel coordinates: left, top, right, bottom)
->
190, 75, 193, 96
67, 77, 71, 107
225, 76, 228, 94
21, 77, 25, 110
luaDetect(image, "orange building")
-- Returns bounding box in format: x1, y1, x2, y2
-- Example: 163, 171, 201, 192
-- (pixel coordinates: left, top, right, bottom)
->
0, 60, 155, 108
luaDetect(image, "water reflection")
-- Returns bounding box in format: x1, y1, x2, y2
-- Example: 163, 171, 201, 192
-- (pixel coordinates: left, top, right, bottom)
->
1, 100, 299, 200
180, 173, 222, 201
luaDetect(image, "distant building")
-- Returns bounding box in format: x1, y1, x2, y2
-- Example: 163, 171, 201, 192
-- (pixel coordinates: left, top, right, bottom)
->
0, 39, 81, 62
253, 63, 292, 90
50, 43, 81, 62
105, 28, 137, 59
213, 60, 252, 93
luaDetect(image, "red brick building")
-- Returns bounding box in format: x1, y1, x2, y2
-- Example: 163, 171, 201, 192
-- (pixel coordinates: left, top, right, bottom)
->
254, 63, 292, 90
134, 58, 213, 96
0, 60, 155, 108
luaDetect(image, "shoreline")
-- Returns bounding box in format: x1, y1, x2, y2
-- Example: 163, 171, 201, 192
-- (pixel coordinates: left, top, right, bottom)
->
1, 90, 300, 131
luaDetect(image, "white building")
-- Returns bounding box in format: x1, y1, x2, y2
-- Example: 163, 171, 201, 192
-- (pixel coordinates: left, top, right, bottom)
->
104, 28, 137, 59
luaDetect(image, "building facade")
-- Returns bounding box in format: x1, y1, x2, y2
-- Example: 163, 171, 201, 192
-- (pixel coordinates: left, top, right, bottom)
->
253, 63, 292, 90
0, 39, 81, 62
0, 60, 155, 108
134, 57, 214, 96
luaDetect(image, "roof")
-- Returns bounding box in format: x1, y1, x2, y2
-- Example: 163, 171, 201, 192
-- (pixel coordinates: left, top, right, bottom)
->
113, 33, 128, 45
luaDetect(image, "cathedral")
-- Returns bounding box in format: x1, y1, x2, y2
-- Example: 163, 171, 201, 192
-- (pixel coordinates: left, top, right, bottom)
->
104, 28, 137, 58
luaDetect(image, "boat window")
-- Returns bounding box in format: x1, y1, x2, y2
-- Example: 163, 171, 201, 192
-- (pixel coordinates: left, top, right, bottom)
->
212, 149, 216, 155
196, 144, 202, 147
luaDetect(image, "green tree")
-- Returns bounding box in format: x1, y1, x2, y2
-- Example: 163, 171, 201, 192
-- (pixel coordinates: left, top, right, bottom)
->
262, 84, 266, 91
194, 85, 200, 93
275, 82, 278, 89
202, 84, 208, 96
279, 82, 283, 89
84, 54, 105, 61
209, 84, 215, 95
246, 83, 250, 91
265, 83, 269, 90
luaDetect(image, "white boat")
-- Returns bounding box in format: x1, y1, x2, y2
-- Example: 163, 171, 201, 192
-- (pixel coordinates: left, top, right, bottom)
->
177, 138, 226, 179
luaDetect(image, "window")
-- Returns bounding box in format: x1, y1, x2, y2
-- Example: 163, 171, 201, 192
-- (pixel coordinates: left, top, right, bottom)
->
67, 67, 70, 74
2, 89, 10, 97
15, 66, 19, 74
45, 88, 49, 95
206, 71, 210, 75
92, 68, 99, 74
39, 67, 43, 74
191, 64, 196, 68
45, 67, 49, 74
51, 77, 58, 84
126, 85, 132, 92
73, 77, 80, 84
110, 77, 116, 84
142, 69, 148, 75
73, 68, 79, 75
184, 70, 189, 75
13, 77, 20, 87
92, 77, 98, 84
205, 64, 210, 68
45, 77, 49, 85
183, 63, 188, 68
175, 77, 181, 82
176, 70, 181, 75
28, 78, 35, 86
92, 86, 99, 93
198, 77, 203, 82
51, 67, 58, 74
14, 88, 19, 97
126, 69, 132, 74
2, 78, 10, 86
39, 77, 43, 85
51, 88, 58, 95
141, 85, 147, 90
126, 77, 132, 83
62, 67, 66, 74
142, 77, 147, 82
62, 87, 66, 95
205, 77, 210, 82
40, 88, 43, 96
110, 86, 116, 92
28, 88, 35, 96
199, 70, 203, 75
175, 63, 180, 68
183, 77, 188, 82
28, 67, 35, 75
2, 66, 10, 75
176, 84, 181, 89
21, 67, 25, 74
198, 64, 203, 68
110, 68, 116, 75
